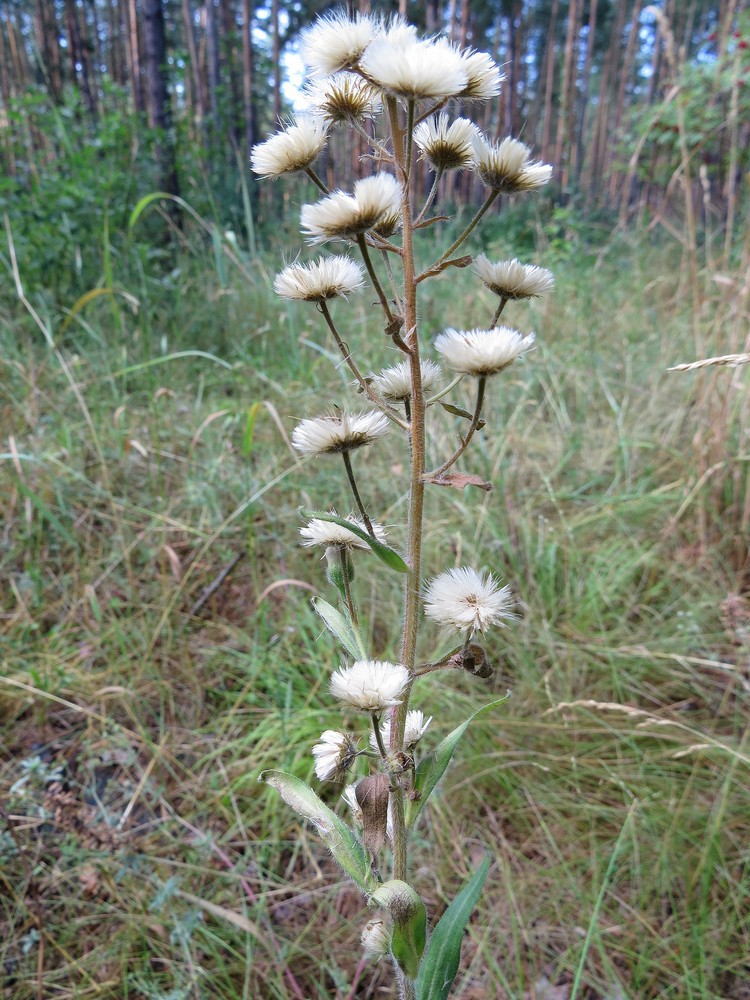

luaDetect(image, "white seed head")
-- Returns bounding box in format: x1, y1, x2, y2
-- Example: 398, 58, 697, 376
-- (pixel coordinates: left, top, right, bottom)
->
460, 49, 505, 99
371, 359, 442, 403
300, 511, 387, 549
473, 255, 555, 300
424, 567, 515, 633
371, 709, 432, 752
303, 72, 382, 126
435, 326, 535, 376
301, 173, 402, 243
341, 783, 363, 825
300, 12, 377, 77
291, 411, 389, 456
274, 256, 364, 302
362, 917, 393, 960
251, 117, 328, 178
375, 17, 419, 49
311, 730, 358, 781
330, 660, 410, 712
413, 114, 479, 171
361, 37, 468, 100
473, 135, 553, 193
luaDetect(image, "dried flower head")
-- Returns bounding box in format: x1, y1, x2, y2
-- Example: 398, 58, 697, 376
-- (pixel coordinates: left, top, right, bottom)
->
362, 917, 393, 961
473, 255, 554, 300
460, 49, 505, 99
291, 411, 389, 456
251, 117, 328, 178
274, 256, 364, 302
473, 135, 552, 193
371, 359, 442, 403
435, 326, 535, 376
413, 114, 478, 171
424, 567, 515, 632
361, 37, 467, 100
304, 72, 382, 126
330, 660, 410, 712
311, 730, 358, 781
300, 512, 387, 549
341, 783, 363, 824
300, 12, 377, 77
301, 173, 402, 243
371, 709, 432, 752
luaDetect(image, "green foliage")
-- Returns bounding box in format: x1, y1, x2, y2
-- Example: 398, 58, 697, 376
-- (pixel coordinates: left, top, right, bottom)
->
415, 856, 490, 1000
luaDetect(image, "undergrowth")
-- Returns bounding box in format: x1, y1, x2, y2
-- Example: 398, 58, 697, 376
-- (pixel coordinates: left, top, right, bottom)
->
1, 223, 748, 999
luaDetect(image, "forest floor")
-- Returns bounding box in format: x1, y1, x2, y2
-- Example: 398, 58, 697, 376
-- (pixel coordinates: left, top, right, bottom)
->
1, 221, 749, 1000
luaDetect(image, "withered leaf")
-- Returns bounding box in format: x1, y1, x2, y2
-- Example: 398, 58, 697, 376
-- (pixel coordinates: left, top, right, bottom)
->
448, 643, 494, 679
355, 773, 390, 854
423, 471, 493, 491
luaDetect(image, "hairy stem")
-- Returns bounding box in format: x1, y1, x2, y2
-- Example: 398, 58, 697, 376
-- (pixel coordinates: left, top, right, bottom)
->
318, 302, 408, 428
341, 450, 374, 536
356, 234, 394, 322
426, 375, 487, 478
340, 550, 358, 629
385, 93, 425, 884
414, 166, 444, 226
491, 297, 508, 326
371, 713, 388, 760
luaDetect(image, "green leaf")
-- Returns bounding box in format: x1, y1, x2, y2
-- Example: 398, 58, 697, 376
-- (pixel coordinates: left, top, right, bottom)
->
300, 509, 409, 574
242, 402, 262, 457
11, 475, 77, 549
312, 597, 366, 659
438, 401, 486, 429
407, 694, 511, 828
415, 856, 490, 1000
259, 770, 375, 894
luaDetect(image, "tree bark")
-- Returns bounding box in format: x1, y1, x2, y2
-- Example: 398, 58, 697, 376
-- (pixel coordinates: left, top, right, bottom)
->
241, 0, 256, 159
142, 0, 181, 217
182, 0, 205, 129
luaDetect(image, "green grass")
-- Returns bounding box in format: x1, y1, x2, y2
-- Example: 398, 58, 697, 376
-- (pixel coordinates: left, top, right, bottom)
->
1, 220, 749, 1000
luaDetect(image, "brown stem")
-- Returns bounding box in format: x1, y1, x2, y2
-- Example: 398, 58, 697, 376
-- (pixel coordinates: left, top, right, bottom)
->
491, 297, 508, 326
304, 165, 329, 194
356, 233, 394, 322
418, 189, 499, 281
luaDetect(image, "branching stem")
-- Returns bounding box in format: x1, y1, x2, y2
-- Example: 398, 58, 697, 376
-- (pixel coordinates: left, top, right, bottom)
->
341, 449, 374, 536
426, 375, 487, 478
356, 234, 394, 322
419, 189, 500, 280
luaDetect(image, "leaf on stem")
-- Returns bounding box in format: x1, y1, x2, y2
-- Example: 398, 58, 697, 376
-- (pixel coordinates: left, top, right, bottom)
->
438, 401, 487, 428
301, 509, 409, 574
355, 773, 390, 854
406, 694, 511, 827
417, 254, 473, 283
312, 596, 366, 659
422, 471, 492, 491
415, 856, 490, 1000
259, 770, 376, 893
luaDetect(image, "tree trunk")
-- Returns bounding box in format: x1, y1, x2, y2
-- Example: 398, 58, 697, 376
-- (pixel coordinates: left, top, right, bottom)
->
142, 0, 181, 216
241, 0, 256, 159
182, 0, 205, 130
271, 0, 281, 124
221, 0, 240, 149
125, 0, 145, 112
206, 0, 221, 134
574, 0, 598, 187
553, 0, 578, 188
65, 0, 96, 114
539, 0, 559, 164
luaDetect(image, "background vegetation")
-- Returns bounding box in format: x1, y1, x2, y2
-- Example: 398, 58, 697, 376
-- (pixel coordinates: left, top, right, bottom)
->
1, 1, 749, 998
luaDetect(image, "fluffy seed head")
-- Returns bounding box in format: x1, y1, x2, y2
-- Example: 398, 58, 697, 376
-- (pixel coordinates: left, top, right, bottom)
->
435, 326, 535, 376
251, 117, 328, 178
341, 783, 363, 824
473, 135, 553, 193
361, 37, 468, 100
371, 710, 432, 752
330, 660, 410, 712
460, 49, 505, 99
473, 255, 554, 300
371, 359, 442, 403
413, 114, 479, 171
303, 72, 382, 125
300, 12, 377, 77
300, 512, 386, 549
301, 173, 402, 243
292, 411, 389, 456
311, 730, 358, 781
362, 917, 393, 960
274, 256, 364, 302
424, 567, 515, 633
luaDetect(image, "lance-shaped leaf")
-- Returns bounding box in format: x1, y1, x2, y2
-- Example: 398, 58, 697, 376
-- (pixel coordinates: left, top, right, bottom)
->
312, 597, 366, 659
260, 770, 375, 893
300, 509, 409, 574
415, 856, 490, 1000
407, 694, 511, 828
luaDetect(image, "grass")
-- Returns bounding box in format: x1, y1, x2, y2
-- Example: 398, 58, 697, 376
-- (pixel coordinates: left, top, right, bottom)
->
1, 216, 749, 1000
